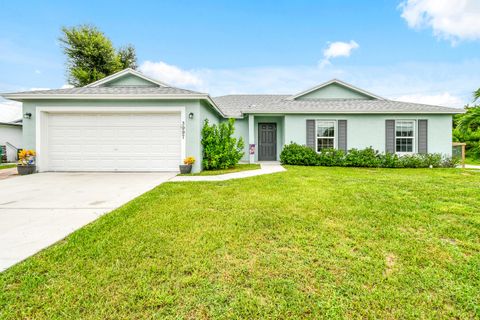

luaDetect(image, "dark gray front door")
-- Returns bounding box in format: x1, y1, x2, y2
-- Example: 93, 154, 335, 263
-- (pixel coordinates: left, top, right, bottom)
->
258, 123, 277, 161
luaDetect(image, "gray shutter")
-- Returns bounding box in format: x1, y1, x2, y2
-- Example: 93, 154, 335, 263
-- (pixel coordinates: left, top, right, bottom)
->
385, 120, 395, 153
418, 119, 428, 154
337, 120, 347, 152
306, 120, 315, 150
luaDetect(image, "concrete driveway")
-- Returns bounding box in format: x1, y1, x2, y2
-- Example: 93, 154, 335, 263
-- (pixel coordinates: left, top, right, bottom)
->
0, 172, 176, 271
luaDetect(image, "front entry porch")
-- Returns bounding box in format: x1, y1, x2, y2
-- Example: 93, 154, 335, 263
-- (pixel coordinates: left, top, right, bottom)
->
247, 115, 284, 163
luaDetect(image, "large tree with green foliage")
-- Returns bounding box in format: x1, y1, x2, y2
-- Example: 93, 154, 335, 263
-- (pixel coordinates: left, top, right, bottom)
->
453, 89, 480, 159
59, 25, 137, 87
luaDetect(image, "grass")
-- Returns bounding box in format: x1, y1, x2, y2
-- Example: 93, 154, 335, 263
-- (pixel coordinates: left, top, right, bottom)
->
1, 167, 480, 319
181, 163, 260, 176
0, 163, 16, 170
465, 156, 480, 165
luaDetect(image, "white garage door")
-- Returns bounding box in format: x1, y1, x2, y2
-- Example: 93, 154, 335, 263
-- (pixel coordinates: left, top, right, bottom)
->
46, 113, 182, 171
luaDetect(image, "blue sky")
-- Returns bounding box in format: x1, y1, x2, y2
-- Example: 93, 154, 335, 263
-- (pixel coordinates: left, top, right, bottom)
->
1, 0, 480, 120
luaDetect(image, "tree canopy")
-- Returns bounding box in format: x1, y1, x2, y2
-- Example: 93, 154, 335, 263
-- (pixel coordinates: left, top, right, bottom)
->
59, 25, 137, 87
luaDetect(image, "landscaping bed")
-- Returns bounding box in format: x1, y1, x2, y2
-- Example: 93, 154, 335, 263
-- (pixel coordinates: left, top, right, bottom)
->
1, 167, 479, 319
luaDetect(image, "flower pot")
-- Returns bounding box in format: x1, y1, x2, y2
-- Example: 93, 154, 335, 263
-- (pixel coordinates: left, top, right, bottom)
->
17, 165, 36, 175
179, 164, 192, 174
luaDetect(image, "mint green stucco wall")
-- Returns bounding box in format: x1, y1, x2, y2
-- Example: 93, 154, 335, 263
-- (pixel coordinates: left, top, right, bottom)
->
297, 83, 373, 100
22, 99, 221, 173
283, 114, 453, 155
103, 74, 157, 87
230, 118, 249, 162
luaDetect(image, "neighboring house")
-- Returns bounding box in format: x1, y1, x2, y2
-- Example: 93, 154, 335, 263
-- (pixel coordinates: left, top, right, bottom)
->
0, 119, 22, 163
1, 68, 462, 173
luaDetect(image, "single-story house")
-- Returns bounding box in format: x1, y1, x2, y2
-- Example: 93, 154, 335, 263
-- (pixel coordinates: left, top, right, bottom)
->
0, 119, 22, 163
1, 68, 462, 173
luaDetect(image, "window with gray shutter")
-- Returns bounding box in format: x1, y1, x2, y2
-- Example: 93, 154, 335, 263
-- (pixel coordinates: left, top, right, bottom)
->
385, 120, 395, 153
418, 119, 428, 154
306, 120, 315, 150
338, 120, 347, 152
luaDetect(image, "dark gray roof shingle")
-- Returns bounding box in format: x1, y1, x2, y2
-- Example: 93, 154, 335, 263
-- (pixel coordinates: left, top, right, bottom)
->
213, 95, 463, 117
4, 86, 204, 96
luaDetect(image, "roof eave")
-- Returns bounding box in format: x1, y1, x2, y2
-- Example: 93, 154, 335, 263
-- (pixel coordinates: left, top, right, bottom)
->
287, 79, 385, 101
241, 110, 464, 115
85, 68, 170, 88
1, 93, 228, 118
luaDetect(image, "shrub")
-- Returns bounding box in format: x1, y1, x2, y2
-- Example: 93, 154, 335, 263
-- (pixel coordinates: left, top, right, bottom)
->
344, 148, 382, 167
279, 143, 458, 169
201, 118, 245, 170
317, 148, 345, 166
280, 143, 318, 165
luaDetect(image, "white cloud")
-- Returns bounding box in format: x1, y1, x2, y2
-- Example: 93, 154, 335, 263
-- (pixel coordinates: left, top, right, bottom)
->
139, 61, 202, 87
34, 69, 41, 74
29, 87, 50, 91
0, 99, 22, 122
399, 0, 480, 43
320, 40, 359, 67
394, 92, 464, 107
61, 84, 74, 89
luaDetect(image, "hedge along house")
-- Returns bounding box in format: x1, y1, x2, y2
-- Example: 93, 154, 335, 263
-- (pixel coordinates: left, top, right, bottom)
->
2, 68, 462, 173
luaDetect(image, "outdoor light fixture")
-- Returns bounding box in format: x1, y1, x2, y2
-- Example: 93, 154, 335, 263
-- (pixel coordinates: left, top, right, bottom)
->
189, 112, 194, 119
23, 112, 32, 119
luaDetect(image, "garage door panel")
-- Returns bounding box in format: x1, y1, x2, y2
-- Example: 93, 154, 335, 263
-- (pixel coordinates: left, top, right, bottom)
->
46, 112, 182, 171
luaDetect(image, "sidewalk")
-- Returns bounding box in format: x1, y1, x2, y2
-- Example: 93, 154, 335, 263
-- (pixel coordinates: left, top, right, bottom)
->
170, 162, 286, 182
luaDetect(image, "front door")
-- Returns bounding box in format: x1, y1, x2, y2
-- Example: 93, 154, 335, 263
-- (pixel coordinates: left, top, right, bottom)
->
258, 123, 277, 161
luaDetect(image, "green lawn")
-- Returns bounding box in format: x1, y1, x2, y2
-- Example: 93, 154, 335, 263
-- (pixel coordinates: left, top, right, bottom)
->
0, 163, 16, 170
181, 163, 260, 176
465, 156, 480, 165
1, 167, 480, 319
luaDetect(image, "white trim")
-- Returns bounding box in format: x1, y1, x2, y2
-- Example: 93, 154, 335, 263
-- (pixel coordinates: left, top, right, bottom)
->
85, 68, 169, 87
241, 110, 463, 115
315, 120, 337, 152
35, 106, 186, 172
394, 119, 416, 155
287, 79, 385, 101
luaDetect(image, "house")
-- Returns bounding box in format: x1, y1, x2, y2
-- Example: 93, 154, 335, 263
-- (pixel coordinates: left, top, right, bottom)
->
1, 68, 462, 173
0, 119, 22, 163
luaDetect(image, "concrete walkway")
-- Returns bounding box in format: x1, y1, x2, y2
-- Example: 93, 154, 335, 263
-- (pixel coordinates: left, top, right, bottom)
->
0, 172, 176, 272
170, 162, 286, 182
0, 167, 18, 180
464, 164, 480, 170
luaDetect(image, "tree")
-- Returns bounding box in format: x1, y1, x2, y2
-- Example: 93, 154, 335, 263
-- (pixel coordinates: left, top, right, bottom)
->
59, 25, 137, 87
118, 45, 137, 69
454, 105, 480, 159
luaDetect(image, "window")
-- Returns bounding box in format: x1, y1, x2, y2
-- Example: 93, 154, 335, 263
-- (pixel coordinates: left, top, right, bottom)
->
316, 120, 335, 152
395, 120, 415, 153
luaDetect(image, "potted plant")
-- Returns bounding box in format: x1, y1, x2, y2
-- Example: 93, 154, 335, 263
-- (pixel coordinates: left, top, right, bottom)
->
180, 156, 195, 174
17, 149, 36, 175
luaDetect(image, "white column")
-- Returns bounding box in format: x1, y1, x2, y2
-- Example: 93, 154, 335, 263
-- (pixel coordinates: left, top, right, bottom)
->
248, 114, 255, 163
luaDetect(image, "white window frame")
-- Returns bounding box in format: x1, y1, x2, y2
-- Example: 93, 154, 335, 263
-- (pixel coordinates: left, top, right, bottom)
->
315, 120, 337, 153
395, 119, 416, 155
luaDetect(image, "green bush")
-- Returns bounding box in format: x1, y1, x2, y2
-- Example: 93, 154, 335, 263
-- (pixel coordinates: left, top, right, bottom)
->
279, 143, 458, 168
345, 148, 382, 167
317, 148, 346, 166
201, 118, 245, 170
279, 142, 318, 165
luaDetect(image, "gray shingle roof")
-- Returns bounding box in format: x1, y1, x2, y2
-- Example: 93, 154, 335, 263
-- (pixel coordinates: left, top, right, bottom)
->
213, 95, 463, 117
3, 86, 204, 96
